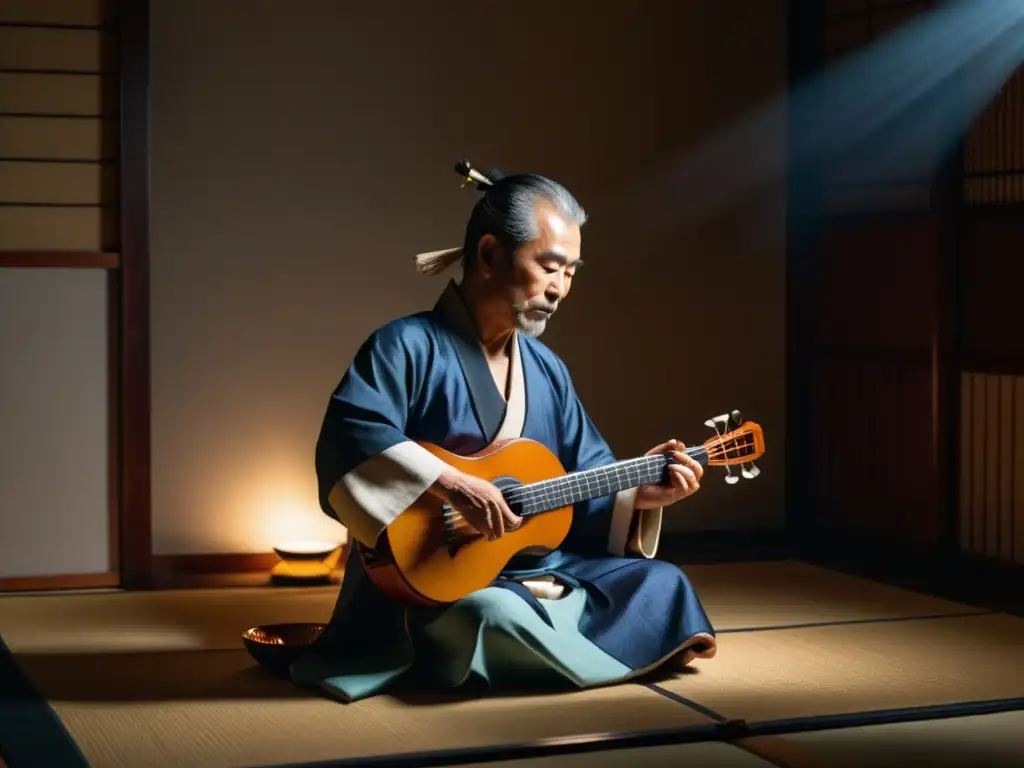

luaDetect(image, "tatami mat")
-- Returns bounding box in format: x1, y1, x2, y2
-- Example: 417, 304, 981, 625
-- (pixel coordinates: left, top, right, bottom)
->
659, 612, 1024, 723
0, 585, 338, 654
0, 560, 984, 658
462, 742, 777, 767
17, 649, 710, 768
740, 710, 1024, 767
0, 560, 1010, 768
686, 560, 982, 630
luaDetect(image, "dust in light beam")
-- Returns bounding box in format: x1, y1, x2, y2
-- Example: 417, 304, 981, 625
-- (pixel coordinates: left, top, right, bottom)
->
621, 0, 1024, 238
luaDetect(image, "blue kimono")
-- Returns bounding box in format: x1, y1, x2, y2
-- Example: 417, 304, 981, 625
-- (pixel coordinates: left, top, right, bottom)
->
291, 281, 716, 701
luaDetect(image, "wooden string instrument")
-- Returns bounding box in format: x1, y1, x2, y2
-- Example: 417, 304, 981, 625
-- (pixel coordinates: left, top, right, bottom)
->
357, 410, 765, 606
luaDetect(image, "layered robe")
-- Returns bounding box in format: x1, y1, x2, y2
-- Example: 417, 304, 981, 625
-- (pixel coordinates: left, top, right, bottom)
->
291, 281, 716, 702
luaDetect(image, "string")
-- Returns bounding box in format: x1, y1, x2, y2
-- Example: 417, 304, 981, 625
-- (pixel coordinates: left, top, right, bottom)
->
439, 429, 760, 536
497, 453, 672, 506
443, 456, 671, 534
440, 430, 753, 536
440, 458, 667, 534
492, 428, 758, 507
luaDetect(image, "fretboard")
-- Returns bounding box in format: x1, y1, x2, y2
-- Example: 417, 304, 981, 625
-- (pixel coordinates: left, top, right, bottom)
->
506, 446, 709, 518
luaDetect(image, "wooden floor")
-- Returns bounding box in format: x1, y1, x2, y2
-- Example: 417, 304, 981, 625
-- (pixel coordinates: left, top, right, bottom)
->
1, 559, 1022, 768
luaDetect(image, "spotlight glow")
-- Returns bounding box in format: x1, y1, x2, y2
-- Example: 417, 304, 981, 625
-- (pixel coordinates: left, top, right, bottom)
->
624, 0, 1024, 234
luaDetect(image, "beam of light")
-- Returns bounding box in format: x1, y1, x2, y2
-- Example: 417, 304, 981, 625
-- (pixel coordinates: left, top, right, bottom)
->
621, 0, 1024, 238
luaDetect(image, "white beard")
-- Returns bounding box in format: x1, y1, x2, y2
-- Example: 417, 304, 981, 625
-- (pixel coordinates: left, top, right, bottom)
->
515, 311, 548, 337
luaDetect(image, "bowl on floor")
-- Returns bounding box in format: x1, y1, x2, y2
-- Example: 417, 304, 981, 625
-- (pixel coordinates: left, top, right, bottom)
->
241, 622, 326, 677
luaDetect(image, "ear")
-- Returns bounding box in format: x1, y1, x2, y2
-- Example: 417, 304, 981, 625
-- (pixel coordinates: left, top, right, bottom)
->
475, 234, 503, 278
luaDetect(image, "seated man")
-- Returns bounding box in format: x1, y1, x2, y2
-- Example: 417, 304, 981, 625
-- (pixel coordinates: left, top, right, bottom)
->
291, 161, 717, 702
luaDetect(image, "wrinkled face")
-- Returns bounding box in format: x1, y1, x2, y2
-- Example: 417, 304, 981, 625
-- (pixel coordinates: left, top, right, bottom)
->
477, 198, 583, 337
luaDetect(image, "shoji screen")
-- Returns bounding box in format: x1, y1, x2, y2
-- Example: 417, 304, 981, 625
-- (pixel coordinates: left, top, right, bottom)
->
959, 66, 1024, 565
0, 0, 120, 589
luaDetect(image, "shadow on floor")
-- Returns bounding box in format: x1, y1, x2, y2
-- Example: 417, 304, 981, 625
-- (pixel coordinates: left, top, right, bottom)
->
10, 647, 696, 705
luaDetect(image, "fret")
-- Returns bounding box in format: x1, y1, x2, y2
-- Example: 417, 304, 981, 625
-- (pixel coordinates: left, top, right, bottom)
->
512, 446, 709, 518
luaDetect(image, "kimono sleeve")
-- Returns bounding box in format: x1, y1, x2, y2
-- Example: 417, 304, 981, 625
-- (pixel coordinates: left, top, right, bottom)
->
554, 361, 663, 560
314, 323, 449, 547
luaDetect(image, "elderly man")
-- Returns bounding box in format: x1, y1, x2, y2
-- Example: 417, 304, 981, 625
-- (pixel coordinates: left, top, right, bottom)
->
292, 161, 716, 702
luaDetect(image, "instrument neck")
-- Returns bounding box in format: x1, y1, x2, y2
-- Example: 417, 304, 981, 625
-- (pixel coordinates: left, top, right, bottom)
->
510, 446, 709, 518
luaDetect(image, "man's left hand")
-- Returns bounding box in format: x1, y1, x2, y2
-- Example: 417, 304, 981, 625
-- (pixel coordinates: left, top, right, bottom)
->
635, 439, 704, 510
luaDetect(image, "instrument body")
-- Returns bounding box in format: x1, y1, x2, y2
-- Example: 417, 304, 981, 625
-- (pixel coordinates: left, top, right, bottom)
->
358, 438, 572, 606
357, 412, 765, 606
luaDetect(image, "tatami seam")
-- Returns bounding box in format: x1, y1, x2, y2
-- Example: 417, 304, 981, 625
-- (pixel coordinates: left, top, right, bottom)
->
716, 608, 996, 634
246, 721, 724, 768
644, 682, 730, 722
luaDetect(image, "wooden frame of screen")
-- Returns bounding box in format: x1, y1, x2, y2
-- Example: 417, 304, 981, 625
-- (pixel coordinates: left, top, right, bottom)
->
0, 0, 152, 592
115, 0, 153, 590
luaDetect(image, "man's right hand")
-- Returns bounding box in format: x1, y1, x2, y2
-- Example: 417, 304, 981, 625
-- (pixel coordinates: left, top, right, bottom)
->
430, 466, 522, 541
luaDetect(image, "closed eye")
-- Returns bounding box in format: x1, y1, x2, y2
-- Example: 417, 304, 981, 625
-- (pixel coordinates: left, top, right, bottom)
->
537, 251, 583, 275
544, 266, 576, 279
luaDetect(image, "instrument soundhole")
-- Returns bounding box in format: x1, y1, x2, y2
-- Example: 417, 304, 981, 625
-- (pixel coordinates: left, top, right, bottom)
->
443, 475, 527, 557
492, 475, 527, 517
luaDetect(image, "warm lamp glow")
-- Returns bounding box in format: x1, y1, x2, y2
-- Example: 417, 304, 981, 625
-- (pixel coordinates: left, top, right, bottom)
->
225, 458, 349, 554
270, 540, 345, 585
256, 497, 349, 553
273, 540, 341, 558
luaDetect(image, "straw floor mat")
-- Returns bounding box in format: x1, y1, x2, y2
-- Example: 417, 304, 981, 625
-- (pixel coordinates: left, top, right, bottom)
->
7, 663, 710, 767
0, 560, 1018, 768
0, 560, 982, 655
736, 710, 1024, 768
655, 611, 1024, 722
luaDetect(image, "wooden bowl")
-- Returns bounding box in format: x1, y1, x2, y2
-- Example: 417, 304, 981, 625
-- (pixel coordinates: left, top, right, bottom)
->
241, 622, 326, 677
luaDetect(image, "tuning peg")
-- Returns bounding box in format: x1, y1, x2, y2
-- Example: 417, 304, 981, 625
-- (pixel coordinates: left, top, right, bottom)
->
729, 409, 743, 429
706, 413, 731, 430
741, 462, 760, 479
721, 463, 738, 484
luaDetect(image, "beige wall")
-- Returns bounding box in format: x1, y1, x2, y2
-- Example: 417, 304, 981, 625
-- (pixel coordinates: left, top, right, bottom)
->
150, 0, 788, 555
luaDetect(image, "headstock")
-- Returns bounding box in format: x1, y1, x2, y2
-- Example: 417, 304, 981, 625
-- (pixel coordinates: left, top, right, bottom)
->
702, 410, 765, 485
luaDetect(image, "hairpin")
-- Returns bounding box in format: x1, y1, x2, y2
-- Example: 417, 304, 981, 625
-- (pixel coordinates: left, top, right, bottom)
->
454, 159, 495, 190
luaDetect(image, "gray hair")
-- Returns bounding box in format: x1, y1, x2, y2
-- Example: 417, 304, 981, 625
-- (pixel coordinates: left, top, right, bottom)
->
461, 171, 587, 268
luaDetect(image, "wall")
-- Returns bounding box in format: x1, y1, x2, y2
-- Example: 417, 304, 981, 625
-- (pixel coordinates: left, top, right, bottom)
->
149, 0, 789, 556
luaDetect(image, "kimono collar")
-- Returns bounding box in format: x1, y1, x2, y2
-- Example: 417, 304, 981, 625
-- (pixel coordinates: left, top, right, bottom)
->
433, 279, 522, 444
433, 279, 519, 353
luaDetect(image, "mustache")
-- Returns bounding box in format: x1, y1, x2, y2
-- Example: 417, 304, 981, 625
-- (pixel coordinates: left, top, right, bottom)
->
515, 301, 557, 314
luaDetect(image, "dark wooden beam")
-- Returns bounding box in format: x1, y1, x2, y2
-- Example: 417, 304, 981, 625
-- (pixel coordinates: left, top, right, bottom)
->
934, 108, 964, 562
0, 251, 119, 268
960, 353, 1024, 377
116, 0, 152, 589
107, 269, 121, 575
0, 572, 119, 593
785, 0, 824, 542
